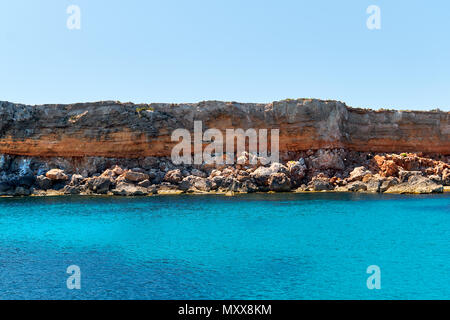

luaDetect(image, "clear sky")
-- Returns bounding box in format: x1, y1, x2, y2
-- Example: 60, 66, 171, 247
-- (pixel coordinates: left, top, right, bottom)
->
0, 0, 449, 110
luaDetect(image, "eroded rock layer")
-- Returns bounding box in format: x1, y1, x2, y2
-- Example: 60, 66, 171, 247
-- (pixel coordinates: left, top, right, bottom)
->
1, 99, 449, 158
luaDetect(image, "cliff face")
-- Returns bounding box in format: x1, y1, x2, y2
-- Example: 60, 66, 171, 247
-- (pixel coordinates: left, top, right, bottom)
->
0, 99, 449, 158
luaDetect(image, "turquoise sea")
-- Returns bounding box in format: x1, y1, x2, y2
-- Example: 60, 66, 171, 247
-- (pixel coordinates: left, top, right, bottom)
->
0, 193, 449, 300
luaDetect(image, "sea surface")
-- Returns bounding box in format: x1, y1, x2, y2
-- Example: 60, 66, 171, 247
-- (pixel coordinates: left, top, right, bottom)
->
0, 193, 449, 300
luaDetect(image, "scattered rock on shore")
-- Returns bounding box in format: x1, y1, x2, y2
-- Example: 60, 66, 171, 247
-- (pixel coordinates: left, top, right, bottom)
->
0, 151, 447, 197
45, 169, 68, 181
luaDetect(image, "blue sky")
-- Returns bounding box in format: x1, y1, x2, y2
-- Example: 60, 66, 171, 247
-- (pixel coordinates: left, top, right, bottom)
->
0, 0, 449, 110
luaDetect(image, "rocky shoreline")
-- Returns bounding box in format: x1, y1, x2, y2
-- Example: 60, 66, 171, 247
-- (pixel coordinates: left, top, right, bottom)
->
1, 150, 449, 197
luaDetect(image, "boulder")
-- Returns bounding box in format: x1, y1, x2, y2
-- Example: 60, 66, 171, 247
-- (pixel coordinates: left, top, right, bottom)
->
374, 155, 399, 177
124, 170, 149, 183
442, 168, 450, 186
210, 169, 222, 178
179, 175, 210, 192
36, 175, 53, 190
149, 170, 165, 184
308, 175, 334, 191
63, 185, 82, 195
287, 159, 307, 185
429, 175, 442, 184
209, 175, 224, 189
157, 183, 184, 195
399, 170, 423, 183
100, 169, 115, 179
251, 167, 272, 185
236, 180, 259, 193
379, 177, 399, 193
164, 169, 183, 184
45, 169, 68, 181
112, 165, 124, 176
218, 176, 240, 191
138, 179, 152, 188
236, 170, 251, 182
385, 175, 443, 194
365, 176, 384, 193
310, 179, 333, 191
251, 163, 288, 185
348, 166, 371, 182
112, 182, 148, 196
347, 181, 368, 192
268, 172, 291, 192
69, 174, 84, 186
147, 184, 158, 194
90, 177, 112, 194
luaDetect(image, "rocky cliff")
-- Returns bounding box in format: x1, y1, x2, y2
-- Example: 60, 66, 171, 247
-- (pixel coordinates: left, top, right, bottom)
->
1, 99, 449, 197
1, 99, 449, 158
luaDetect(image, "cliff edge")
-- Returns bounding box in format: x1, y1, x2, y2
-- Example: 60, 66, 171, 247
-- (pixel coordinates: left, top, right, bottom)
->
1, 99, 449, 158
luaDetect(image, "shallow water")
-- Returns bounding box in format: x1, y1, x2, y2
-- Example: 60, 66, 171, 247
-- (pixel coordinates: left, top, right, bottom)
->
0, 193, 449, 300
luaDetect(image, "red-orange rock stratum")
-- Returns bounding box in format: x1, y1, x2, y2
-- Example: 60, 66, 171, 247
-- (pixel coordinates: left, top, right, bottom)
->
0, 99, 449, 158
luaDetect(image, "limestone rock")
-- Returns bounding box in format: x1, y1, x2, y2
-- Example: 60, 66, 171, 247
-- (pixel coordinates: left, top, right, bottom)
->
69, 174, 84, 186
379, 177, 399, 193
164, 169, 183, 184
348, 166, 371, 182
386, 175, 443, 194
124, 170, 149, 183
63, 185, 82, 195
268, 172, 291, 192
45, 169, 68, 181
138, 179, 151, 188
374, 155, 399, 177
112, 165, 124, 176
0, 99, 449, 159
347, 181, 368, 192
179, 175, 210, 192
251, 163, 288, 185
308, 175, 334, 191
89, 176, 112, 194
365, 175, 384, 193
157, 183, 183, 195
398, 170, 423, 183
287, 158, 307, 185
112, 182, 148, 196
442, 168, 450, 186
